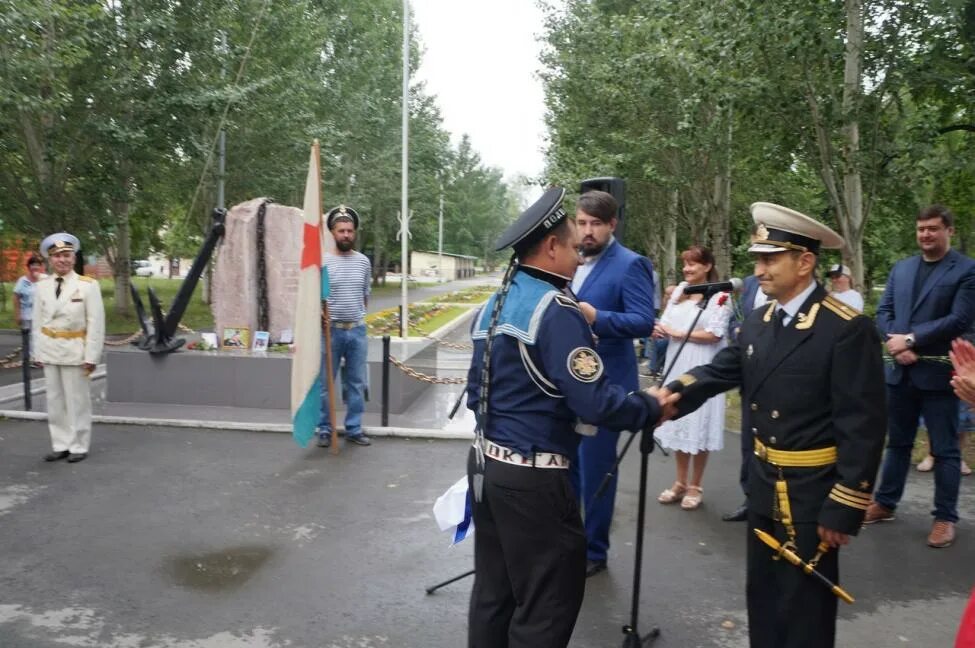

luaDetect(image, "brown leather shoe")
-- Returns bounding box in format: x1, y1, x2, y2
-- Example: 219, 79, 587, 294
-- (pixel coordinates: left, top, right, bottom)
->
927, 520, 955, 548
862, 502, 895, 524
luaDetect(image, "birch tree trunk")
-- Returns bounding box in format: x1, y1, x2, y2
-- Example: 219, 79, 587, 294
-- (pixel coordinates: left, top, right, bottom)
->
840, 0, 866, 289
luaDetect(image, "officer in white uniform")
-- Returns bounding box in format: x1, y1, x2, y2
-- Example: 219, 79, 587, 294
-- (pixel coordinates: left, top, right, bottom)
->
32, 233, 105, 463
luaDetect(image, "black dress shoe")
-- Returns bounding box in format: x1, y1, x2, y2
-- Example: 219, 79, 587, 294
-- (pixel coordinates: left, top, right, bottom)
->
722, 503, 748, 522
67, 453, 87, 463
585, 560, 607, 578
44, 451, 70, 462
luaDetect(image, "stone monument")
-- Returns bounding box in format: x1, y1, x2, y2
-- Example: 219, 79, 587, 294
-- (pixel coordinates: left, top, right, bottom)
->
212, 197, 302, 343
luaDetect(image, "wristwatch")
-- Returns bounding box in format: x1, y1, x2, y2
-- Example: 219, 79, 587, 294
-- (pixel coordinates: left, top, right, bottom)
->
905, 333, 916, 349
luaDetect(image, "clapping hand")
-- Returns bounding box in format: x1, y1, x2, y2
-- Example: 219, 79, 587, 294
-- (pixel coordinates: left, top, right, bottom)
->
950, 339, 975, 405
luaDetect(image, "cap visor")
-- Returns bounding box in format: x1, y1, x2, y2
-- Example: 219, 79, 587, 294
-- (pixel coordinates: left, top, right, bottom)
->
748, 243, 790, 254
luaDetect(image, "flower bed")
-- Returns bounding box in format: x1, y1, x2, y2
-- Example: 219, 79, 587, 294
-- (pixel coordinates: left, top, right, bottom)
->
427, 285, 495, 304
366, 303, 469, 337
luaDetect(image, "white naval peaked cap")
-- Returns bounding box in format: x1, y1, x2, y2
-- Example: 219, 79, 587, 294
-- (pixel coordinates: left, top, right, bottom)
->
749, 203, 844, 255
40, 232, 81, 258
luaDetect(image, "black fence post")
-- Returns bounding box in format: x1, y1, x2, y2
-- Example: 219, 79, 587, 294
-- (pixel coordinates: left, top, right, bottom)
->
20, 328, 31, 411
382, 335, 390, 427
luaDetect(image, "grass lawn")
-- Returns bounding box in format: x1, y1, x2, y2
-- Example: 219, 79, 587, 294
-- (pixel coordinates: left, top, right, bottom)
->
725, 390, 975, 464
0, 277, 213, 336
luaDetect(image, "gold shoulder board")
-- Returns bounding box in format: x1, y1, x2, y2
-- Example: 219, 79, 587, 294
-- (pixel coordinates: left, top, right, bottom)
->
821, 295, 855, 320
77, 275, 95, 283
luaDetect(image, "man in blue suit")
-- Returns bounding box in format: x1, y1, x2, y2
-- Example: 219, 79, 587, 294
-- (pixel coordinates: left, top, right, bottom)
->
569, 190, 656, 577
722, 272, 768, 522
866, 204, 975, 548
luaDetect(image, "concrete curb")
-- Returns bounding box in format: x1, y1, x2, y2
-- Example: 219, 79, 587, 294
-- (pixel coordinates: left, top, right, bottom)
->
0, 408, 474, 439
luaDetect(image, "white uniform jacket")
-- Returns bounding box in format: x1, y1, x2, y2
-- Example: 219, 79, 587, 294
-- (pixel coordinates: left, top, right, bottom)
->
32, 272, 105, 366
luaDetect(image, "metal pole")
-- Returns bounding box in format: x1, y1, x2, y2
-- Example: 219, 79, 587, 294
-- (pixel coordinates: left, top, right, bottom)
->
217, 130, 226, 210
20, 328, 31, 411
382, 335, 390, 427
438, 182, 444, 283
400, 0, 410, 339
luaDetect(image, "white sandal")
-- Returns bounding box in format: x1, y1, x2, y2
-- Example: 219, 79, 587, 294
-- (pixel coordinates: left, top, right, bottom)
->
681, 486, 703, 510
658, 481, 687, 504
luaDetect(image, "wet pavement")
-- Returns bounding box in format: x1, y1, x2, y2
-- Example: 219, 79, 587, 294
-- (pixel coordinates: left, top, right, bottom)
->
0, 420, 971, 647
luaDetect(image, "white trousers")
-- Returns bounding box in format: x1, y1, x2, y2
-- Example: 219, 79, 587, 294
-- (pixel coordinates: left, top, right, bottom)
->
44, 364, 92, 454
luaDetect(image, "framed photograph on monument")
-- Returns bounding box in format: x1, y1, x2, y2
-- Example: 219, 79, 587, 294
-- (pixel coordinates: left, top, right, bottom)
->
221, 326, 249, 349
252, 331, 270, 352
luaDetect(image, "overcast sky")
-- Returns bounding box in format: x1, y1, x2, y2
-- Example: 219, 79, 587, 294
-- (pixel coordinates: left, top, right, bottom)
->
411, 0, 549, 183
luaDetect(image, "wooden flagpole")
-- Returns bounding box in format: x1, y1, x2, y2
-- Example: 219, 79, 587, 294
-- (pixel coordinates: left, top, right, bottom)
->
316, 140, 340, 455
322, 301, 339, 455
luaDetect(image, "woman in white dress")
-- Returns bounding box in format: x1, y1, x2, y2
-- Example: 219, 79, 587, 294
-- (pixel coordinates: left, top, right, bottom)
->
653, 245, 733, 510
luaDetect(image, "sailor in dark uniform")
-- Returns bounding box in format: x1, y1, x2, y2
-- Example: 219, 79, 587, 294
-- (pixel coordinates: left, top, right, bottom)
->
658, 203, 886, 648
464, 187, 677, 648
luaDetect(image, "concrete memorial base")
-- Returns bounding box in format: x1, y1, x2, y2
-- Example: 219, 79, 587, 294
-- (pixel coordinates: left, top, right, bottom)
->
105, 337, 438, 415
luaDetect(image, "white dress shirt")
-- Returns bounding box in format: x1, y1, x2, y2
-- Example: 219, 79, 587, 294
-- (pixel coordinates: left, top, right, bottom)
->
775, 279, 819, 327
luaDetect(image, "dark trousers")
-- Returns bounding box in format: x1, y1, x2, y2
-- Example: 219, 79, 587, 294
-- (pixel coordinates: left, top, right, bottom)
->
570, 427, 620, 562
747, 512, 839, 648
467, 448, 587, 648
874, 378, 961, 523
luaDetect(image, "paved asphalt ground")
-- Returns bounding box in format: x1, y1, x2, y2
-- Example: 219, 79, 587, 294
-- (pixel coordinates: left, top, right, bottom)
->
0, 421, 972, 647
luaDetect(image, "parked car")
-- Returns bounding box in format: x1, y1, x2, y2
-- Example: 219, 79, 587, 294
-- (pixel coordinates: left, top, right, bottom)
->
132, 260, 154, 277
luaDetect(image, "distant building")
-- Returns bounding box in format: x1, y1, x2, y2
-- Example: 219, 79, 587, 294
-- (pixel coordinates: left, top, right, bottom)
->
410, 251, 477, 280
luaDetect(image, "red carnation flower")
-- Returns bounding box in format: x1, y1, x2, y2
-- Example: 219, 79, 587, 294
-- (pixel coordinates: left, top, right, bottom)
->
717, 293, 729, 307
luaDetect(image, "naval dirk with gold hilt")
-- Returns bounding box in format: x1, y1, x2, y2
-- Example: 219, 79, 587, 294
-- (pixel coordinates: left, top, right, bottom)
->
753, 529, 855, 604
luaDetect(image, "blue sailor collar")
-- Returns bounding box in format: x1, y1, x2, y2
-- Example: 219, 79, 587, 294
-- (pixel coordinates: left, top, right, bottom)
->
472, 270, 562, 345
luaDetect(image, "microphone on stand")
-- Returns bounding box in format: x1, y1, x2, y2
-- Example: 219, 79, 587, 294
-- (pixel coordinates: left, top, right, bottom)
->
682, 277, 744, 296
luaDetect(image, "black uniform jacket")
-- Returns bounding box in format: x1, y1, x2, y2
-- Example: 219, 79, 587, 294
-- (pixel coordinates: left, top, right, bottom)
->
667, 284, 886, 535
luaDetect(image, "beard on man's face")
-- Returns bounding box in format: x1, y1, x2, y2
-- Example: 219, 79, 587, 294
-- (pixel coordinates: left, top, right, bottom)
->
579, 238, 607, 257
336, 239, 355, 252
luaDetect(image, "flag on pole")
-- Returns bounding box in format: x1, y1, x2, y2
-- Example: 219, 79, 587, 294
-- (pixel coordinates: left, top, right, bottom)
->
291, 141, 324, 447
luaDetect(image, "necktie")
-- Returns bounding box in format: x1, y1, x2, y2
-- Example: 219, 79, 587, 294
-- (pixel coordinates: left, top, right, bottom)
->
773, 308, 786, 340
55, 277, 63, 299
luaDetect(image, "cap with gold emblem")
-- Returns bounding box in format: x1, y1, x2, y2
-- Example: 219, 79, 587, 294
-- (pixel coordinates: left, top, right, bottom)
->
325, 205, 360, 230
40, 232, 81, 258
749, 203, 844, 255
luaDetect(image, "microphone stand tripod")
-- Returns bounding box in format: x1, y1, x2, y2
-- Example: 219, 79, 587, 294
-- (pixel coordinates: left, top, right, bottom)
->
596, 289, 718, 646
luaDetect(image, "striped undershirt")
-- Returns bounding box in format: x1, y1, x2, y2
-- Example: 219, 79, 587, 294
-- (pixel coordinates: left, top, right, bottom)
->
325, 251, 372, 321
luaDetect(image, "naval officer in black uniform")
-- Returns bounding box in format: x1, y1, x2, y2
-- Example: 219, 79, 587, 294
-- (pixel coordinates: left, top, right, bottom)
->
464, 187, 678, 648
658, 203, 886, 648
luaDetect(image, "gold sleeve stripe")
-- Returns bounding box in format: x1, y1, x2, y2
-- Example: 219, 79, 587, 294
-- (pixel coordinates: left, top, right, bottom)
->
678, 374, 696, 387
821, 297, 855, 320
829, 492, 869, 510
833, 484, 872, 503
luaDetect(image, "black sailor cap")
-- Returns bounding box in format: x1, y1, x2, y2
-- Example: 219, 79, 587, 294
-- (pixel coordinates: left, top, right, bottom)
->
495, 186, 568, 254
325, 204, 360, 230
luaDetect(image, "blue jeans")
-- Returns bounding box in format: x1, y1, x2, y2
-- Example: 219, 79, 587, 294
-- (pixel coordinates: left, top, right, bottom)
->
650, 338, 668, 375
875, 378, 961, 523
318, 325, 367, 437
